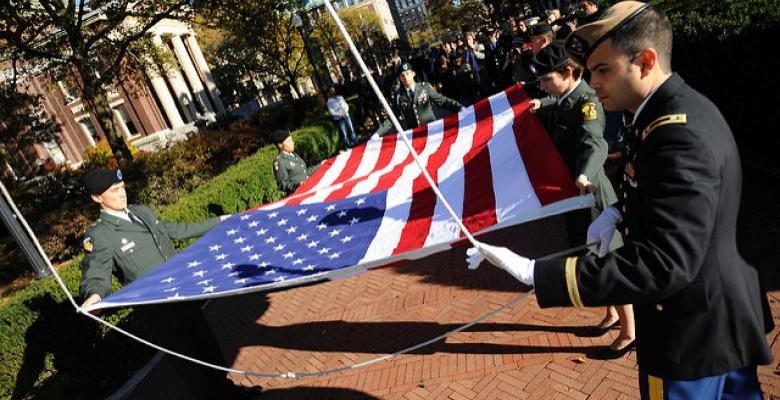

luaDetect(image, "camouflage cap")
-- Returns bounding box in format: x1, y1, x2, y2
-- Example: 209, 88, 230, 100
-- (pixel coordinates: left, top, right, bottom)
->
564, 1, 649, 65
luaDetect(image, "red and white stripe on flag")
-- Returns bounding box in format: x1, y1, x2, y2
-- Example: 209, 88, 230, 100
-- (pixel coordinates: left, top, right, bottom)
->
266, 84, 584, 263
93, 84, 593, 309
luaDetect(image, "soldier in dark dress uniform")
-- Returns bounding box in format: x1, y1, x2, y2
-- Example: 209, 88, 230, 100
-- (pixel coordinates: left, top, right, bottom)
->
79, 168, 262, 400
271, 129, 319, 195
374, 62, 462, 137
467, 2, 773, 399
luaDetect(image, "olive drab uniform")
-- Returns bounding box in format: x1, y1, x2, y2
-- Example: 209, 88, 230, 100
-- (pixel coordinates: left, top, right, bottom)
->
78, 205, 239, 399
375, 82, 462, 136
534, 74, 773, 380
535, 80, 617, 212
273, 152, 316, 195
79, 204, 219, 298
535, 80, 619, 248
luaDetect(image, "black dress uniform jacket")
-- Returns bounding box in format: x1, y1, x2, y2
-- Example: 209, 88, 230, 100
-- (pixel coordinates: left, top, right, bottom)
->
534, 74, 773, 379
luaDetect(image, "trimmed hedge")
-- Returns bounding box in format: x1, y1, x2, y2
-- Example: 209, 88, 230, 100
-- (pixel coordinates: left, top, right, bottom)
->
160, 119, 338, 221
0, 122, 339, 400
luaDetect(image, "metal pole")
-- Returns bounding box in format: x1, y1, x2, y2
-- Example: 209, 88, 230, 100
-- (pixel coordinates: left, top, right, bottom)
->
299, 27, 322, 91
0, 181, 51, 279
363, 30, 379, 73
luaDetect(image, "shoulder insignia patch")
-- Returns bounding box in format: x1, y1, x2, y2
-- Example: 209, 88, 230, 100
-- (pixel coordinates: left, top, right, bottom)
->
581, 101, 598, 121
83, 237, 94, 253
417, 91, 428, 104
274, 161, 279, 171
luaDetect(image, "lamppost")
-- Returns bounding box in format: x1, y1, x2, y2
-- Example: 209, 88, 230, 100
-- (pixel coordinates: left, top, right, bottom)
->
359, 23, 380, 74
293, 13, 322, 92
371, 26, 387, 71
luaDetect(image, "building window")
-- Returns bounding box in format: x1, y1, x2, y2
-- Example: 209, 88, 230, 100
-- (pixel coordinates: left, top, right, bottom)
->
58, 80, 78, 103
113, 104, 139, 137
43, 139, 66, 165
78, 117, 99, 143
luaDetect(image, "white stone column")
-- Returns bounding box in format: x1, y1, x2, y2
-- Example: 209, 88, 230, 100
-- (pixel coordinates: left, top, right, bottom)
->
112, 107, 132, 138
144, 64, 185, 129
170, 34, 214, 115
185, 32, 226, 114
152, 35, 198, 122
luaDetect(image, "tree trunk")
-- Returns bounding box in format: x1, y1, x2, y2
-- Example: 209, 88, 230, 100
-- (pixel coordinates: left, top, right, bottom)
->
289, 79, 301, 98
77, 63, 133, 164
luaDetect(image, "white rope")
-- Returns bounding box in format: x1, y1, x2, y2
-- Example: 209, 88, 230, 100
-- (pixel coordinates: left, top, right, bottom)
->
321, 0, 482, 250
0, 0, 564, 381
2, 177, 592, 379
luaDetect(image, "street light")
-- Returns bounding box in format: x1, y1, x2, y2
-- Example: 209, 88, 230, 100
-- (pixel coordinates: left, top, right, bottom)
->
371, 26, 387, 71
359, 23, 380, 74
293, 13, 322, 92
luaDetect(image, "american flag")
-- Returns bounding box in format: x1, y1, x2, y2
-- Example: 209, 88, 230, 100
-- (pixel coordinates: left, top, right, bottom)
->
94, 85, 593, 310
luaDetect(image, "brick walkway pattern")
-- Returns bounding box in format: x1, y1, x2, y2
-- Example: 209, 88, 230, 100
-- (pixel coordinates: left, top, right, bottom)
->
131, 170, 780, 399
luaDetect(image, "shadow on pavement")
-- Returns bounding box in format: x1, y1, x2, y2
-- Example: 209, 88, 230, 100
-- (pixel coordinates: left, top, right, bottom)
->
258, 386, 381, 399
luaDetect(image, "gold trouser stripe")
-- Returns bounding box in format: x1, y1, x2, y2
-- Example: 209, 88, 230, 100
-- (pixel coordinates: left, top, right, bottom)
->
564, 257, 584, 307
647, 374, 664, 400
641, 114, 687, 141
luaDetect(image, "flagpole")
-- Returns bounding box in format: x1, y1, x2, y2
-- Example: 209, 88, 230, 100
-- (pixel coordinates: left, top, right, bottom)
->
320, 0, 482, 250
0, 180, 79, 309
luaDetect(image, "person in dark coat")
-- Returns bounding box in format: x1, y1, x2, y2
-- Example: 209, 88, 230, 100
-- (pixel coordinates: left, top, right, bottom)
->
79, 168, 262, 400
576, 0, 605, 26
467, 2, 773, 399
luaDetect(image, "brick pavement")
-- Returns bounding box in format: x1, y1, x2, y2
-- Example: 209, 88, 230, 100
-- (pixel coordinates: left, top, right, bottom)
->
130, 206, 780, 399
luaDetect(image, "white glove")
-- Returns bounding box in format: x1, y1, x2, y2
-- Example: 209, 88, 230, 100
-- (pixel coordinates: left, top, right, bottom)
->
466, 242, 535, 286
586, 206, 622, 257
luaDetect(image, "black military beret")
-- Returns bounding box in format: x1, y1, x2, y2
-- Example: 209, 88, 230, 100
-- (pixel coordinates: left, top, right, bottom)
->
270, 128, 291, 144
530, 40, 570, 76
396, 62, 413, 75
83, 168, 123, 195
529, 23, 552, 37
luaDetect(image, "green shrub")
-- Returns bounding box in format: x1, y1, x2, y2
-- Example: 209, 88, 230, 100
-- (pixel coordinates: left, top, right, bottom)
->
161, 122, 338, 221
660, 0, 780, 158
0, 119, 341, 399
251, 94, 327, 133
0, 259, 152, 400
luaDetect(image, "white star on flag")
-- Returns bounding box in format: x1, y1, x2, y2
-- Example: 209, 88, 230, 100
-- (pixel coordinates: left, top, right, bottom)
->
221, 262, 235, 270
96, 85, 589, 311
